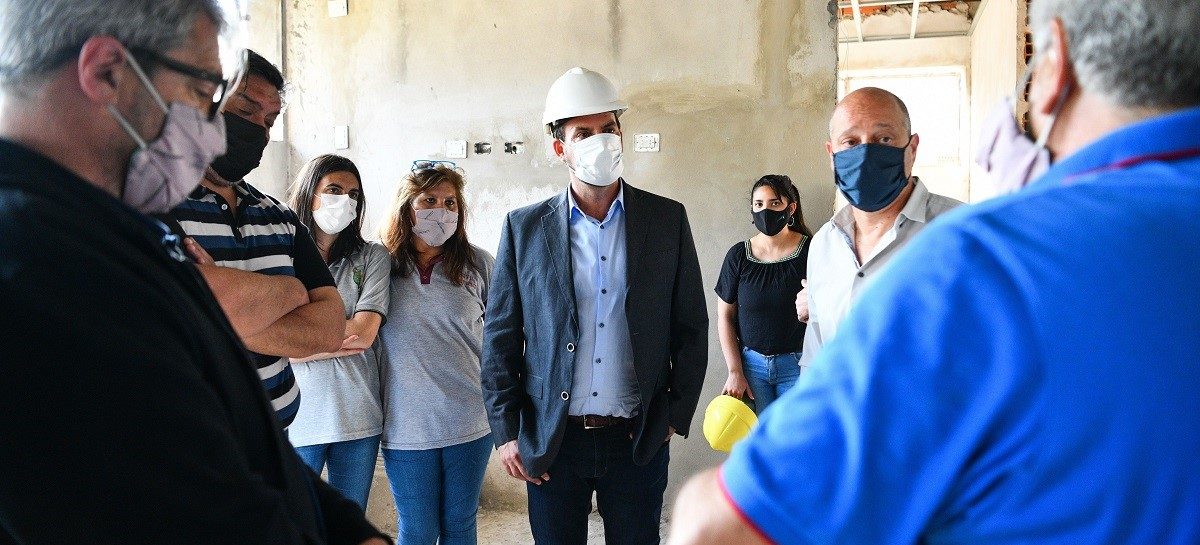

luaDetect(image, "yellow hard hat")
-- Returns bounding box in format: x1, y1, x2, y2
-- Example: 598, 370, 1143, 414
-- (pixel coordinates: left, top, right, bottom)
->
703, 395, 758, 452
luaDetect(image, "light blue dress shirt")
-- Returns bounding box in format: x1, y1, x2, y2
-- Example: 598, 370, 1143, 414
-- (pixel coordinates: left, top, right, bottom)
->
567, 185, 639, 417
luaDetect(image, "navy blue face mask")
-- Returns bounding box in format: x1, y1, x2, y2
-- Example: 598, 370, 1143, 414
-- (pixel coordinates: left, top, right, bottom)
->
833, 138, 912, 212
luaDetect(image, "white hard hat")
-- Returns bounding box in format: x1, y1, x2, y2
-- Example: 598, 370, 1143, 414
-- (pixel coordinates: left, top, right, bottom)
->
542, 67, 628, 135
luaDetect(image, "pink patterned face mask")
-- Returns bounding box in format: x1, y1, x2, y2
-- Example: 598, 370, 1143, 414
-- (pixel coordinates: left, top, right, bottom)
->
108, 48, 227, 214
974, 64, 1070, 195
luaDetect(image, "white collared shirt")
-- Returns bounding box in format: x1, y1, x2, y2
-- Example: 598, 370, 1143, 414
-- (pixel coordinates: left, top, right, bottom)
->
799, 179, 963, 368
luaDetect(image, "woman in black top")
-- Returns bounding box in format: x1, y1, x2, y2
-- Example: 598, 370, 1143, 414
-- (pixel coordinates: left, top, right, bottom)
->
715, 175, 812, 414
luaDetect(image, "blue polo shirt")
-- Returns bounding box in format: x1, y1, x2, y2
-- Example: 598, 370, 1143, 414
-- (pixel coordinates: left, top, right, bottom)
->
721, 106, 1200, 544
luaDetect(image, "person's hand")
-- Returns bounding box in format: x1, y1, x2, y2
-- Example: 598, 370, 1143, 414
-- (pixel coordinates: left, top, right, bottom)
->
184, 237, 215, 266
357, 538, 391, 545
795, 280, 809, 323
499, 440, 549, 485
340, 334, 360, 350
665, 425, 676, 443
721, 372, 754, 400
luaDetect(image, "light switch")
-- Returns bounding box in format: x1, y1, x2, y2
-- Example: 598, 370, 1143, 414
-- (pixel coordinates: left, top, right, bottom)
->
446, 140, 468, 159
328, 0, 348, 17
333, 125, 349, 150
634, 133, 660, 152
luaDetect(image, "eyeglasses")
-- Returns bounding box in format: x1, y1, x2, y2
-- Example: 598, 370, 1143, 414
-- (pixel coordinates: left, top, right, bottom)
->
131, 47, 248, 121
411, 160, 458, 173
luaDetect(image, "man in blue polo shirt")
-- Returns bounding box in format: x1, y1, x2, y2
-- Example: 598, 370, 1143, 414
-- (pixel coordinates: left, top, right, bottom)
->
167, 51, 345, 429
668, 1, 1200, 543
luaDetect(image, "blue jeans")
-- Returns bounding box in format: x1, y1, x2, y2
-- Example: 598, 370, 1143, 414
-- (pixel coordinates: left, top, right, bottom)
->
742, 347, 802, 414
382, 435, 493, 545
294, 434, 381, 510
526, 422, 669, 545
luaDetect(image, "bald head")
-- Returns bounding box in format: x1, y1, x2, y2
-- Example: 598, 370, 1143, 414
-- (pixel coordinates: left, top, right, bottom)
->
830, 87, 911, 141
825, 86, 919, 181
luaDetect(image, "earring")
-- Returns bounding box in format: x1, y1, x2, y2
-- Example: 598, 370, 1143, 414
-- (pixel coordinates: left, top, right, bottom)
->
787, 216, 796, 227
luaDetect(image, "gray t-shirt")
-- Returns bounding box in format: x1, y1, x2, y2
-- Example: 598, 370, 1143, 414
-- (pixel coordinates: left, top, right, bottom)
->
380, 245, 494, 450
288, 241, 391, 447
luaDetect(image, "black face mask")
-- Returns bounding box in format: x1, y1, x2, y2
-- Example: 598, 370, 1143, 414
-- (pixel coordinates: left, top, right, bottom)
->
210, 112, 269, 183
752, 208, 790, 236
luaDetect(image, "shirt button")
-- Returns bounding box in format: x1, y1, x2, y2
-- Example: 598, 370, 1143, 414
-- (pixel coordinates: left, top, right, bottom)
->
595, 358, 602, 364
592, 392, 598, 397
601, 256, 607, 261
600, 225, 605, 230
561, 391, 570, 400
599, 323, 605, 328
857, 272, 865, 278
601, 289, 607, 294
220, 204, 228, 210
567, 343, 575, 352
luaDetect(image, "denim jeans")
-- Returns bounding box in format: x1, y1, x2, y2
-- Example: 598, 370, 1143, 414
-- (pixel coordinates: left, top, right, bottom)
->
742, 347, 803, 414
382, 435, 493, 545
526, 422, 669, 545
293, 434, 381, 510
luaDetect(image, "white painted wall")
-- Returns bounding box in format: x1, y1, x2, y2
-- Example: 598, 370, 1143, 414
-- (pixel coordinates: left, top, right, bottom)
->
968, 0, 1024, 202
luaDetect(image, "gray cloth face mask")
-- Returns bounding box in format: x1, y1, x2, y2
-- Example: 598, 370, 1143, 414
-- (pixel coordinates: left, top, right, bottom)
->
108, 48, 227, 215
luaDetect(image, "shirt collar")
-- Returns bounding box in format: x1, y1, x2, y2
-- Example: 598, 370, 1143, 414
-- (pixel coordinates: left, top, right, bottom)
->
897, 177, 931, 224
189, 179, 268, 207
568, 180, 625, 223
1035, 105, 1200, 188
831, 176, 930, 235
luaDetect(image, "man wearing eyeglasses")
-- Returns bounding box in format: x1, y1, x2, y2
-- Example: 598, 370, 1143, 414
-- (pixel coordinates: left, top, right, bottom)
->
164, 51, 347, 430
0, 1, 388, 544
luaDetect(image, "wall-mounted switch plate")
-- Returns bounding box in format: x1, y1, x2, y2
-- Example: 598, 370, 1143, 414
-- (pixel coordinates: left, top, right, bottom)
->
328, 0, 348, 17
634, 133, 660, 152
446, 140, 468, 159
333, 125, 349, 150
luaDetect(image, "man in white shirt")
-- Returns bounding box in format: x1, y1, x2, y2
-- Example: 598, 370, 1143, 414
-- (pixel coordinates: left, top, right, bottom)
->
796, 87, 963, 368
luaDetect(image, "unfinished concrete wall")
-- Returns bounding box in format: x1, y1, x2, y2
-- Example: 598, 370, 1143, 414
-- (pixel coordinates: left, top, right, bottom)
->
969, 0, 1025, 201
247, 0, 838, 523
838, 35, 970, 71
242, 0, 290, 197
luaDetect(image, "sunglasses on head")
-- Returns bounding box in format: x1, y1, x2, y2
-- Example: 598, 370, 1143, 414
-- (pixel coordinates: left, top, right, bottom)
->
411, 160, 459, 173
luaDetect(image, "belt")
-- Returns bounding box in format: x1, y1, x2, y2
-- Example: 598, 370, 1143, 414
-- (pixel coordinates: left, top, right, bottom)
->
567, 414, 632, 430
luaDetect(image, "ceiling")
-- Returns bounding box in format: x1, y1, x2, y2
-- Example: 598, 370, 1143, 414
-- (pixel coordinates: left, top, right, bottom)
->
837, 0, 986, 42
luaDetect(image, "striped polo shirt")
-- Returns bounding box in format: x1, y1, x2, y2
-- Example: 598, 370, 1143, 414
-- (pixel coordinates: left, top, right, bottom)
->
171, 181, 335, 428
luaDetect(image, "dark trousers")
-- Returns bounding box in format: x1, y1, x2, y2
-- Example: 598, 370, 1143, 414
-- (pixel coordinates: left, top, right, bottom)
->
526, 422, 670, 545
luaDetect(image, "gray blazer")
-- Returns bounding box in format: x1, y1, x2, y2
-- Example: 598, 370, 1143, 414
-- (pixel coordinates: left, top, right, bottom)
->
482, 183, 708, 475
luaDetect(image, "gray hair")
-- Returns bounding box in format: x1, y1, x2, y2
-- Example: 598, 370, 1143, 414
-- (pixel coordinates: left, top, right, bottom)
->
1031, 0, 1200, 110
0, 0, 225, 89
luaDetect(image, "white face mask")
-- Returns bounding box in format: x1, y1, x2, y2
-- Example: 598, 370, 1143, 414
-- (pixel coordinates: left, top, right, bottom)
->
567, 133, 623, 187
413, 207, 458, 247
312, 193, 358, 234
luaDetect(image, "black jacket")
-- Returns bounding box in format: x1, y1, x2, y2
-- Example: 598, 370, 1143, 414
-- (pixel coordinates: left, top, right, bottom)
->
482, 183, 709, 476
0, 139, 386, 545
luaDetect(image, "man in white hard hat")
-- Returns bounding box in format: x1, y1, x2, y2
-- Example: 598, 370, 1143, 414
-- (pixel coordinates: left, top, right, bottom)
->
482, 67, 708, 544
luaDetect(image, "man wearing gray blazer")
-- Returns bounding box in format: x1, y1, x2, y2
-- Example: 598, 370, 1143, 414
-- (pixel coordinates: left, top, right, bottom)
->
483, 67, 708, 545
